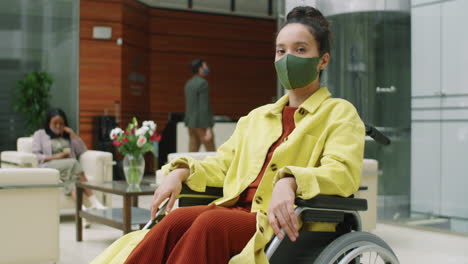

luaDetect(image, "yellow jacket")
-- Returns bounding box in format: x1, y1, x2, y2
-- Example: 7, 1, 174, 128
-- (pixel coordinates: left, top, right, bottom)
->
91, 87, 365, 264
163, 86, 365, 263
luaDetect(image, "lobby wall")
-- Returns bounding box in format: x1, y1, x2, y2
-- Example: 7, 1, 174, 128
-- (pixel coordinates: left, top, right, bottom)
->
79, 0, 277, 149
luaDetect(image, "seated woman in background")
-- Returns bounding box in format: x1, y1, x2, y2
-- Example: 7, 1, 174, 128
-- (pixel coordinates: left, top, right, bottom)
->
92, 6, 365, 264
32, 108, 105, 213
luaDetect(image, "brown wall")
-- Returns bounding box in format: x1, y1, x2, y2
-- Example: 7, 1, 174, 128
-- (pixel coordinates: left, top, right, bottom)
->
121, 0, 150, 125
79, 0, 277, 149
147, 9, 277, 127
80, 0, 123, 147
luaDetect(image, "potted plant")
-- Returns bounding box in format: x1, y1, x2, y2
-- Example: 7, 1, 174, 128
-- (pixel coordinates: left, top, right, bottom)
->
110, 118, 160, 187
14, 71, 53, 134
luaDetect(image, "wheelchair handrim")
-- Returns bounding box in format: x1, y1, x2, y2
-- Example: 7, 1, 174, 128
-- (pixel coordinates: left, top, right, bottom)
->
336, 243, 400, 264
324, 241, 399, 264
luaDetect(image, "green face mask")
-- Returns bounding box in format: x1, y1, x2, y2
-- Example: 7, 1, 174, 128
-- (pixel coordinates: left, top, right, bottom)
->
274, 54, 321, 90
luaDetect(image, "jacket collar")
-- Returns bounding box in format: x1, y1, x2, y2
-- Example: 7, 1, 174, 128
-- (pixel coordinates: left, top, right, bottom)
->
265, 86, 331, 116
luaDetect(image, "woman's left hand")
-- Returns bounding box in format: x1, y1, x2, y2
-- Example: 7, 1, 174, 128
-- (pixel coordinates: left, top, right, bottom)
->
268, 176, 299, 242
64, 127, 78, 139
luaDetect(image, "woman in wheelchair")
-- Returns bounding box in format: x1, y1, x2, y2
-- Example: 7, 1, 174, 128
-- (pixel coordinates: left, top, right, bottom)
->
93, 6, 374, 264
32, 108, 106, 211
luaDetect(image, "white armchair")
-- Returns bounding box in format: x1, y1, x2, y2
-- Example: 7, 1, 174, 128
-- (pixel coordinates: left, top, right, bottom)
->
1, 137, 114, 211
0, 168, 60, 264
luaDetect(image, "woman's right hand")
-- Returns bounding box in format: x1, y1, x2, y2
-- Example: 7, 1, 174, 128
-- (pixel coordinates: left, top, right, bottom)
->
150, 168, 189, 220
57, 152, 71, 159
46, 152, 70, 161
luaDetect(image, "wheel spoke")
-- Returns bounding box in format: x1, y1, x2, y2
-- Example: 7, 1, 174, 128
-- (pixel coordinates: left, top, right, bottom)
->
315, 232, 399, 264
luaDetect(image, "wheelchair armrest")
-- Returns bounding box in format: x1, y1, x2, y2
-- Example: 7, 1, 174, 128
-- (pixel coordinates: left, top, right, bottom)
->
143, 185, 224, 229
295, 195, 367, 211
178, 184, 223, 207
180, 184, 223, 197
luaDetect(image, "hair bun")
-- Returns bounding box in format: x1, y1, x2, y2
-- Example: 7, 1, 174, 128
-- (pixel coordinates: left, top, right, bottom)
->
286, 6, 329, 29
280, 6, 332, 56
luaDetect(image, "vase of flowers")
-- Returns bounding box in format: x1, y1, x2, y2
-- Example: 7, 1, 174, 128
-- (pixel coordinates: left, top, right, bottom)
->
110, 118, 159, 187
122, 154, 145, 188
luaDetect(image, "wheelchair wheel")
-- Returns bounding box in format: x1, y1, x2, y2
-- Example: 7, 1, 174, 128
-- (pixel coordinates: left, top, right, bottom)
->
313, 232, 399, 264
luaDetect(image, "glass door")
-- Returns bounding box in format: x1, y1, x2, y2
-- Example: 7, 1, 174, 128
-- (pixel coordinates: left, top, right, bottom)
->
323, 10, 412, 221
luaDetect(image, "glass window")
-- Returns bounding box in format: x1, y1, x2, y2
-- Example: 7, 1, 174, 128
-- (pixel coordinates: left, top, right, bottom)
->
0, 0, 79, 151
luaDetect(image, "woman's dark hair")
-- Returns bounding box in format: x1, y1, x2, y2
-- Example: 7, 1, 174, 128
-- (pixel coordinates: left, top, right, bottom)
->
280, 6, 331, 57
44, 108, 70, 139
191, 58, 205, 74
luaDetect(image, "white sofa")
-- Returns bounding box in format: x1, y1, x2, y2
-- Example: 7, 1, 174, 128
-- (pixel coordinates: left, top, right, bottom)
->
0, 168, 60, 264
0, 137, 114, 210
158, 152, 379, 232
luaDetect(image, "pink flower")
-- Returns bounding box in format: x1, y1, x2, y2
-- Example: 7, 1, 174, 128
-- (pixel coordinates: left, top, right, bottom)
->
112, 140, 122, 146
122, 137, 129, 143
136, 135, 147, 147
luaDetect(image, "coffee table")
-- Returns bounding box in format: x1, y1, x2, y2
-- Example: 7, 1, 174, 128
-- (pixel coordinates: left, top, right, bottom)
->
75, 181, 157, 241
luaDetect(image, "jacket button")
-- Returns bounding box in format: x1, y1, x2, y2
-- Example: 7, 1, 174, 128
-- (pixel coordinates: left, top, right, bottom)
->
271, 164, 277, 171
299, 108, 306, 115
283, 137, 288, 142
259, 226, 264, 233
255, 196, 263, 204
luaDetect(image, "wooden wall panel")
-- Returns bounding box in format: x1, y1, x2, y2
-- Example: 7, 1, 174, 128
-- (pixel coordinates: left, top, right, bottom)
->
150, 35, 273, 58
121, 2, 149, 125
121, 46, 149, 110
80, 0, 277, 154
79, 0, 123, 148
122, 0, 149, 30
148, 53, 275, 117
149, 16, 276, 42
121, 1, 155, 172
147, 9, 276, 130
123, 26, 148, 49
79, 40, 122, 148
80, 0, 123, 22
121, 45, 149, 124
150, 8, 275, 29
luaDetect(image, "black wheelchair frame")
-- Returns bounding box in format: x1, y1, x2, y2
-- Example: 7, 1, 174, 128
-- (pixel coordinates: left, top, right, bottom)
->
143, 125, 399, 264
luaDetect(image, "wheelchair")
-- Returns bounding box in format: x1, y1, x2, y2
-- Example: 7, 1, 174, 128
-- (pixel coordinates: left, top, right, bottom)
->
143, 125, 399, 264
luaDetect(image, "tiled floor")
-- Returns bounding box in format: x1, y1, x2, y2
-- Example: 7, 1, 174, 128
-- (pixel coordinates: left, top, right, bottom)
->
58, 194, 468, 264
373, 224, 468, 264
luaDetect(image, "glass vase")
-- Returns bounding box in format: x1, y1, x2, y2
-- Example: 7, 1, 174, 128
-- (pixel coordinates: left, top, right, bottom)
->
123, 154, 145, 187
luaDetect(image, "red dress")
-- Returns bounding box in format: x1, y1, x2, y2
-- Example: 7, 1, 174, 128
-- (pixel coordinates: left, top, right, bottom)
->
124, 106, 297, 264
